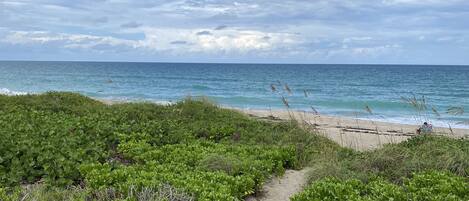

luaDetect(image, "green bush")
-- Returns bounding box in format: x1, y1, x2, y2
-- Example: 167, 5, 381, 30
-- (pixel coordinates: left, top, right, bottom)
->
405, 171, 469, 201
291, 178, 365, 201
81, 140, 296, 200
292, 171, 469, 201
0, 186, 21, 201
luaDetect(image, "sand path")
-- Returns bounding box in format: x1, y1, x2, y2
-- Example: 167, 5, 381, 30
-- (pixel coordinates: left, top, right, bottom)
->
245, 169, 310, 201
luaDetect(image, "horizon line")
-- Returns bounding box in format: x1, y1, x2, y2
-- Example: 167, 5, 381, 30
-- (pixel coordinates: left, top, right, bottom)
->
1, 59, 468, 67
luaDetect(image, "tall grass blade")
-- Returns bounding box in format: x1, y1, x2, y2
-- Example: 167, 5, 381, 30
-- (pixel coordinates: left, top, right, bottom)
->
270, 84, 277, 92
365, 105, 373, 115
310, 106, 319, 115
284, 84, 292, 95
281, 96, 290, 108
431, 106, 440, 117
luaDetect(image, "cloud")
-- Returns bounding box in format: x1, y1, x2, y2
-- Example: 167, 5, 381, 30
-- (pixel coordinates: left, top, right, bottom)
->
3, 31, 139, 52
89, 16, 108, 24
170, 40, 188, 45
381, 0, 465, 5
121, 21, 142, 28
1, 0, 469, 63
327, 44, 402, 59
214, 25, 227, 30
139, 27, 298, 53
196, 31, 212, 35
343, 37, 373, 43
2, 27, 298, 55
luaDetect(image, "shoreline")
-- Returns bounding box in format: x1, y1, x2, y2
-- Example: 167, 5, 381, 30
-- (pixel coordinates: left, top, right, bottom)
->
234, 108, 469, 151
97, 97, 469, 129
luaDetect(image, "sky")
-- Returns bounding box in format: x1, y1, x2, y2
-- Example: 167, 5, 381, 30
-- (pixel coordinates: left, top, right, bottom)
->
0, 0, 468, 64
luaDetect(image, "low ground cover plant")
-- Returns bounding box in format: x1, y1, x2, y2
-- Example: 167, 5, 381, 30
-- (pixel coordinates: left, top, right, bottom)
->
0, 92, 335, 200
291, 171, 469, 201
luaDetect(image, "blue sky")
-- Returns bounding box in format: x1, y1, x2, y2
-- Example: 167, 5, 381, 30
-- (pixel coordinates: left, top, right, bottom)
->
1, 0, 468, 64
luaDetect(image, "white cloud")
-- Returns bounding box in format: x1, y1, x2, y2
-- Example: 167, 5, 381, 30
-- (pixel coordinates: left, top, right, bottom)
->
2, 27, 298, 55
3, 31, 139, 51
138, 27, 298, 54
382, 0, 464, 5
328, 44, 402, 58
1, 0, 468, 63
343, 37, 373, 43
436, 36, 453, 42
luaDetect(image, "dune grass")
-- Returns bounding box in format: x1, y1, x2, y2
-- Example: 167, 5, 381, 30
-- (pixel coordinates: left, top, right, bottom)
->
308, 135, 469, 183
295, 135, 469, 201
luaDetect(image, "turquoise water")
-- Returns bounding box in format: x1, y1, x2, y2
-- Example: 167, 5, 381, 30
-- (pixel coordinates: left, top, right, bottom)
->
0, 61, 468, 128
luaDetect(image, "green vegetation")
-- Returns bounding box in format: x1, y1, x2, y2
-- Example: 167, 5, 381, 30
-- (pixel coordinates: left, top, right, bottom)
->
294, 135, 469, 201
291, 171, 469, 201
308, 135, 469, 182
0, 92, 335, 200
0, 92, 467, 200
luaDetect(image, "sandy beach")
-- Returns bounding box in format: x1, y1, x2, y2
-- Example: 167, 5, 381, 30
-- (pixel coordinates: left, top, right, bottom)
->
237, 108, 469, 151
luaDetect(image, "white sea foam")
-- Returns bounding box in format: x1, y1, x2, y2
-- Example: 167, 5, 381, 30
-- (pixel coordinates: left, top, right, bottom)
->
0, 88, 29, 96
99, 97, 175, 106
153, 100, 175, 106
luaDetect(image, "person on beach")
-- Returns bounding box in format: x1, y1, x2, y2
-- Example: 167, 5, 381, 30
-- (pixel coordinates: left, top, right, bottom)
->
417, 122, 433, 134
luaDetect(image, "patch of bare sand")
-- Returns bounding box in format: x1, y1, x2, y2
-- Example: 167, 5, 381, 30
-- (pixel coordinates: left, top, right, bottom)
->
246, 169, 310, 201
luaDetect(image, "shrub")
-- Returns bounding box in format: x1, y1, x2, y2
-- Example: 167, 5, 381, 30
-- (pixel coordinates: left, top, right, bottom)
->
405, 171, 469, 201
292, 171, 469, 201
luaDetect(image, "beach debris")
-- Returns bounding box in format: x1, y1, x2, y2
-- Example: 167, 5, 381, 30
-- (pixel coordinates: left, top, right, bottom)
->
341, 127, 415, 136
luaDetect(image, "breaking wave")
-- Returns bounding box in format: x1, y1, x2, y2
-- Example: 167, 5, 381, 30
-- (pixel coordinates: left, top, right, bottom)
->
0, 88, 29, 96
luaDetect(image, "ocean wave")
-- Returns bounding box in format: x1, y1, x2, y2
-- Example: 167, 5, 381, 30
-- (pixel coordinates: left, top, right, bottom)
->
0, 88, 29, 96
99, 97, 175, 106
192, 84, 212, 90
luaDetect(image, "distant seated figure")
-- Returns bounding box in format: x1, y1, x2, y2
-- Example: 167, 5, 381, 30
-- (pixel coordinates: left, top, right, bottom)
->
417, 122, 433, 134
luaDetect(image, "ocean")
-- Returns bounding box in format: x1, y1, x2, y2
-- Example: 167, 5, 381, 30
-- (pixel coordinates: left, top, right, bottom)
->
1, 61, 468, 128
